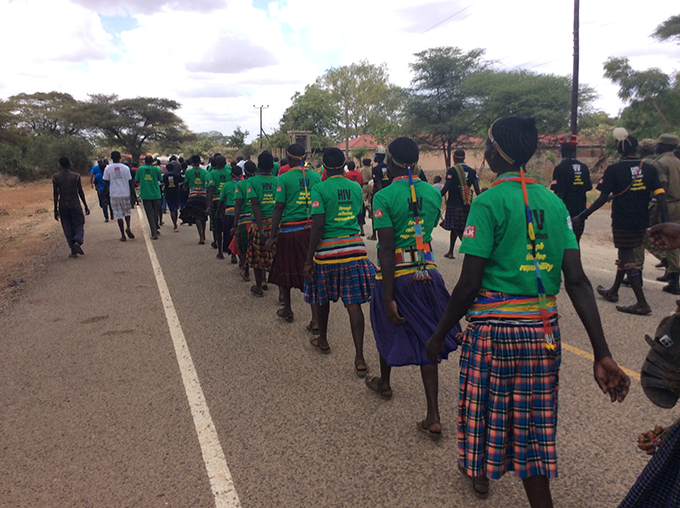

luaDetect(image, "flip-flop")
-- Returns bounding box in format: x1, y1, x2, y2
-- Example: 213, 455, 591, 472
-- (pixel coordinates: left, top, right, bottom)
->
596, 285, 619, 303
443, 253, 454, 259
250, 285, 264, 298
310, 336, 331, 354
416, 420, 442, 436
365, 374, 392, 399
306, 322, 320, 334
276, 308, 294, 323
240, 268, 250, 282
458, 465, 489, 500
616, 304, 652, 315
355, 361, 368, 378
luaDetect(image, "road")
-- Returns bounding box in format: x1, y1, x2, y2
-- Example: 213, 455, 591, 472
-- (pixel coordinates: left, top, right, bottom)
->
1, 196, 676, 508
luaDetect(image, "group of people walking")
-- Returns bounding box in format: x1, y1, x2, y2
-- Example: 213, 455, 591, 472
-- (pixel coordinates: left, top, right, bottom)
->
51, 116, 680, 507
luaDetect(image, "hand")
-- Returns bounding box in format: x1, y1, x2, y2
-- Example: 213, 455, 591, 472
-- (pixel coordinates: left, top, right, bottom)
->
648, 223, 680, 250
593, 356, 630, 403
259, 233, 268, 246
265, 237, 275, 252
84, 207, 90, 216
637, 425, 665, 455
571, 215, 584, 231
54, 211, 59, 221
425, 335, 444, 363
303, 262, 314, 282
385, 299, 405, 326
229, 227, 237, 236
205, 207, 210, 216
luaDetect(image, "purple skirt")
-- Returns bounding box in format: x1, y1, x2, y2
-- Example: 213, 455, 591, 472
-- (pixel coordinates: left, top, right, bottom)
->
370, 269, 460, 367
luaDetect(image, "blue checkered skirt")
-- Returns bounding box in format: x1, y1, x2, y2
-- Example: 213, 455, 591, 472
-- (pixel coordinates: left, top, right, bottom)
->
618, 419, 680, 508
458, 319, 561, 480
304, 259, 377, 306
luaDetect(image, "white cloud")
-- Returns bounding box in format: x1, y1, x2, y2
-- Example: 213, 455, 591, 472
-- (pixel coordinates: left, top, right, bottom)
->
70, 0, 227, 15
186, 37, 278, 74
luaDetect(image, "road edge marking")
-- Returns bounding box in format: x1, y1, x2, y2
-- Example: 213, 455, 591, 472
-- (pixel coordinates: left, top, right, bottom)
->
562, 342, 641, 381
136, 207, 241, 508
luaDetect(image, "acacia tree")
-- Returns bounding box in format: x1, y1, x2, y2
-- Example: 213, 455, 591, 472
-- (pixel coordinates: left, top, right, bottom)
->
604, 57, 680, 138
7, 92, 86, 136
653, 14, 680, 44
405, 47, 487, 168
86, 94, 189, 166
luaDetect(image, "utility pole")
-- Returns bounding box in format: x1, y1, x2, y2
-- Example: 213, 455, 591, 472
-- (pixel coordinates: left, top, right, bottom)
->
571, 0, 579, 135
253, 105, 269, 149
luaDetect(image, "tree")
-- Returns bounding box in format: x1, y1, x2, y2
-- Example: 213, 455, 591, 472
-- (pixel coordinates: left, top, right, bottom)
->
279, 84, 342, 146
464, 70, 596, 136
226, 126, 250, 148
405, 47, 488, 168
604, 57, 680, 138
653, 14, 680, 44
6, 92, 86, 136
85, 94, 189, 166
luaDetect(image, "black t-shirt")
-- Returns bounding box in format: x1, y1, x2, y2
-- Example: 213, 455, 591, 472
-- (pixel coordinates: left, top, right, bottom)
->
163, 171, 185, 201
443, 164, 477, 207
550, 158, 592, 216
372, 162, 390, 190
597, 157, 663, 230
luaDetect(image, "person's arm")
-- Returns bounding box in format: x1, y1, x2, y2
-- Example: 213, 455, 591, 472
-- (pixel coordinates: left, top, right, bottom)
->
230, 198, 243, 236
376, 227, 405, 325
656, 192, 671, 223
426, 255, 486, 361
472, 180, 481, 196
573, 190, 609, 225
129, 177, 137, 207
551, 167, 566, 200
250, 198, 266, 244
76, 176, 89, 215
266, 202, 285, 252
440, 172, 453, 197
90, 171, 95, 187
53, 178, 60, 221
562, 248, 630, 402
648, 222, 680, 249
303, 214, 326, 281
206, 186, 215, 214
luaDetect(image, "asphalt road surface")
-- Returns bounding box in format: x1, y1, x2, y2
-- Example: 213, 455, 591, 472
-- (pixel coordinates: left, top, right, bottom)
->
2, 197, 677, 508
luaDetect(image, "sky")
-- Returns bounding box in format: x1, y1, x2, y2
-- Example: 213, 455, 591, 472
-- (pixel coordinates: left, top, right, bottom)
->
0, 0, 678, 141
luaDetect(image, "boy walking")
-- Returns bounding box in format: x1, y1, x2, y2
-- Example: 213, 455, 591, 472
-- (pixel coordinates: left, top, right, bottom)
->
136, 155, 163, 239
103, 151, 135, 242
53, 157, 90, 257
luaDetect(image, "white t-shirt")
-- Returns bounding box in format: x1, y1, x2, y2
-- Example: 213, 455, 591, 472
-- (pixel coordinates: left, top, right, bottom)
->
103, 163, 132, 198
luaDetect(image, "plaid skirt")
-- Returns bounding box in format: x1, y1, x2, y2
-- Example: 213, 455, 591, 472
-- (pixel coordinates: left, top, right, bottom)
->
458, 318, 561, 480
441, 204, 469, 235
222, 214, 235, 254
613, 228, 645, 249
246, 219, 274, 270
209, 201, 222, 232
268, 227, 311, 290
618, 419, 680, 508
110, 196, 131, 220
180, 195, 207, 224
304, 258, 376, 305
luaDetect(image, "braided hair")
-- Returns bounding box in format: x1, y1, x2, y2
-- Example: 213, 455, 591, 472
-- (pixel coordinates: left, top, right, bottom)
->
488, 116, 538, 168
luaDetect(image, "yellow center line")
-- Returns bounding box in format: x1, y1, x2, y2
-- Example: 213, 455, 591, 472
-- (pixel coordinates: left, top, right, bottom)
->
562, 342, 641, 381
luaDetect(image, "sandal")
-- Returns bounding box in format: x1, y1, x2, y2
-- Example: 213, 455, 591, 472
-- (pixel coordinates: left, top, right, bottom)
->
310, 336, 331, 354
276, 308, 294, 323
443, 253, 454, 259
458, 465, 489, 500
365, 374, 392, 399
355, 361, 368, 378
250, 285, 264, 298
262, 283, 268, 291
240, 268, 250, 282
306, 322, 320, 334
416, 420, 442, 436
596, 285, 618, 303
616, 304, 652, 315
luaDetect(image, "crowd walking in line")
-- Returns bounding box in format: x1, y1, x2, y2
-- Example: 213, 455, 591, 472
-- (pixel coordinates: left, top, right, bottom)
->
51, 119, 680, 508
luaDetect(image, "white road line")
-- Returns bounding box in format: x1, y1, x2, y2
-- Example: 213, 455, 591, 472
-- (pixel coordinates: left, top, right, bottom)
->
136, 207, 241, 508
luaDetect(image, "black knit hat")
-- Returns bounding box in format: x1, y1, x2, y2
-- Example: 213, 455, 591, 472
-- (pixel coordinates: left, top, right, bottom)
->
287, 143, 305, 158
489, 116, 538, 167
258, 151, 274, 171
243, 160, 257, 175
322, 148, 345, 170
387, 137, 419, 168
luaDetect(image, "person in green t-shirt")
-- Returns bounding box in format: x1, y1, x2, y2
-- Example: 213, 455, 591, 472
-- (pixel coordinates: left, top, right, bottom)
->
207, 155, 230, 259
230, 160, 256, 281
181, 154, 210, 244
426, 116, 630, 503
272, 157, 280, 176
302, 148, 376, 375
266, 143, 322, 325
365, 137, 460, 439
218, 165, 242, 265
135, 155, 163, 239
246, 151, 279, 296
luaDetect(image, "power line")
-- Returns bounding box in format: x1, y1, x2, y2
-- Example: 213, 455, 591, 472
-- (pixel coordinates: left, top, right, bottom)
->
421, 4, 473, 35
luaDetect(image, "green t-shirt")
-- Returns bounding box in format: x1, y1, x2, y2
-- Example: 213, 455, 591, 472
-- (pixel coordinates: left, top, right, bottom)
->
459, 172, 578, 296
219, 179, 239, 208
372, 178, 442, 250
272, 162, 280, 176
207, 168, 230, 200
185, 167, 209, 193
247, 174, 279, 218
310, 175, 362, 239
234, 177, 252, 215
275, 168, 322, 223
135, 165, 162, 200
